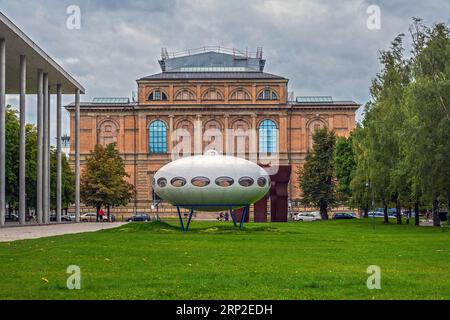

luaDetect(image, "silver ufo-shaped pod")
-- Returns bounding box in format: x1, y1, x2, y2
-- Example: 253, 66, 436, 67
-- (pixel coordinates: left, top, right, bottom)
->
153, 150, 271, 212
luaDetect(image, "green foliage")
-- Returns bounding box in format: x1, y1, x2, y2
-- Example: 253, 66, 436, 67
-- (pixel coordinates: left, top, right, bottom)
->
4, 107, 75, 211
351, 19, 450, 225
50, 148, 75, 209
334, 135, 356, 204
298, 128, 336, 219
5, 107, 20, 207
80, 143, 135, 211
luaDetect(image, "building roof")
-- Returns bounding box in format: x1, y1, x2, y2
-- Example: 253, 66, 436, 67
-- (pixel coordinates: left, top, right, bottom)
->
291, 96, 359, 107
139, 71, 287, 81
159, 49, 265, 72
0, 12, 85, 94
92, 97, 130, 104
292, 101, 360, 108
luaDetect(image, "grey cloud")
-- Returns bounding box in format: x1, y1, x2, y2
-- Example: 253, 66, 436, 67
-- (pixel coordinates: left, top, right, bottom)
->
1, 0, 449, 141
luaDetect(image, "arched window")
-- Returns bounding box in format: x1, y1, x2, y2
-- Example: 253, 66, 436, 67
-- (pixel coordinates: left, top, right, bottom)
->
259, 119, 278, 154
257, 89, 278, 101
307, 119, 326, 149
174, 89, 196, 101
202, 88, 224, 101
98, 119, 119, 146
149, 120, 167, 153
229, 88, 251, 101
148, 90, 168, 101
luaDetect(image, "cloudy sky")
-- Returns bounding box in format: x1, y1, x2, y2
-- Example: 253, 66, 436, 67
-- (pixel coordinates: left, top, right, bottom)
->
1, 0, 449, 143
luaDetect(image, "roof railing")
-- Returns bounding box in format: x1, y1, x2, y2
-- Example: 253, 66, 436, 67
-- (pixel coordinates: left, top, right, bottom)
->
160, 46, 263, 60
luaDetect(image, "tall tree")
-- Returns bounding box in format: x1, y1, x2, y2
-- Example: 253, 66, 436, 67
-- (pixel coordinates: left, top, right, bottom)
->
352, 19, 449, 227
50, 148, 75, 211
403, 20, 450, 226
334, 134, 356, 205
298, 128, 336, 219
353, 35, 410, 224
5, 106, 20, 211
81, 143, 135, 220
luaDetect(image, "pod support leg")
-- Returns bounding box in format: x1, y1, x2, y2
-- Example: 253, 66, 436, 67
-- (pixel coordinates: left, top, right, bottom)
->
230, 208, 237, 228
240, 206, 248, 229
185, 208, 194, 232
176, 206, 185, 232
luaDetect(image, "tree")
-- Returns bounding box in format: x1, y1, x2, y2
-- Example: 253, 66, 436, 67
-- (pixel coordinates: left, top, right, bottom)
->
352, 35, 410, 224
5, 106, 20, 211
403, 20, 450, 226
3, 109, 76, 214
298, 128, 336, 219
80, 143, 135, 220
334, 134, 356, 205
25, 124, 38, 211
351, 19, 450, 227
350, 125, 372, 217
50, 148, 75, 211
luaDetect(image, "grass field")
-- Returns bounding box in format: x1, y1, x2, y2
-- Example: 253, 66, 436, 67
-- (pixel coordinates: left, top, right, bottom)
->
0, 219, 449, 300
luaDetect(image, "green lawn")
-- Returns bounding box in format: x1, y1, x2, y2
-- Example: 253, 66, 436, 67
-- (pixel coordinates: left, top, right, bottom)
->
0, 219, 449, 300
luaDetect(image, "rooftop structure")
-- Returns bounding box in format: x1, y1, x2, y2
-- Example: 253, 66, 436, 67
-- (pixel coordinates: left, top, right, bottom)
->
158, 46, 265, 72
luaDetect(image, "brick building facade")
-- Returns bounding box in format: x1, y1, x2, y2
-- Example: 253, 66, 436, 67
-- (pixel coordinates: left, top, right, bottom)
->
66, 48, 359, 216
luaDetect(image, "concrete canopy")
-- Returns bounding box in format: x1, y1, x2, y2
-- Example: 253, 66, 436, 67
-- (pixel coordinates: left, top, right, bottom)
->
0, 12, 84, 94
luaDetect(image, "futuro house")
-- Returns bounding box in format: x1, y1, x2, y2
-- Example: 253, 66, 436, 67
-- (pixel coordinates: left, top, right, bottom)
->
153, 150, 271, 212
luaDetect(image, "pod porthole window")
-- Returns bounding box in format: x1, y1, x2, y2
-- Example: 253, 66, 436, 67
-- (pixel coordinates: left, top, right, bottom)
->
191, 176, 210, 187
171, 177, 186, 187
157, 178, 167, 188
238, 177, 254, 187
215, 176, 234, 187
257, 177, 267, 187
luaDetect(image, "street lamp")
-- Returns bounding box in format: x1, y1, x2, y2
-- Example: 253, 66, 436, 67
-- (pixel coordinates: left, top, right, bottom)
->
61, 134, 70, 148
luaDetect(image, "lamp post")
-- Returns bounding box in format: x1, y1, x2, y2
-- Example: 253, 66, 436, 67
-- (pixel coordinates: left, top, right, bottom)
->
366, 182, 376, 230
61, 134, 70, 149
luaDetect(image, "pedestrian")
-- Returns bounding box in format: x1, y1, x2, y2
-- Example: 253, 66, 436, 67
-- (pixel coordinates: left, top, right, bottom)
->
99, 208, 105, 222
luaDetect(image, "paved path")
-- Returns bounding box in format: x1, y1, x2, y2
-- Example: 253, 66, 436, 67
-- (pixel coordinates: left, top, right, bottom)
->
0, 223, 127, 242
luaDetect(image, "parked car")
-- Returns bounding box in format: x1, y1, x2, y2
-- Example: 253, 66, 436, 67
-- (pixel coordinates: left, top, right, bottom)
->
80, 213, 109, 222
368, 211, 396, 219
5, 213, 19, 222
332, 212, 358, 220
293, 211, 322, 222
126, 213, 150, 222
68, 213, 76, 221
50, 214, 72, 222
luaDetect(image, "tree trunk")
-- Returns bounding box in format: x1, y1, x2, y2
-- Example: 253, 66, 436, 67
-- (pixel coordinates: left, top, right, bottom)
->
432, 198, 440, 227
396, 201, 402, 225
406, 206, 411, 225
107, 205, 111, 222
383, 204, 389, 224
363, 207, 369, 218
320, 202, 328, 220
414, 202, 420, 226
96, 205, 100, 222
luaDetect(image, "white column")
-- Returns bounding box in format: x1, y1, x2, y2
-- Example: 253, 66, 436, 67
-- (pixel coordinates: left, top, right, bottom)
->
47, 84, 51, 222
36, 70, 44, 224
19, 55, 26, 224
42, 74, 49, 223
0, 39, 5, 227
75, 89, 80, 222
56, 84, 62, 223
